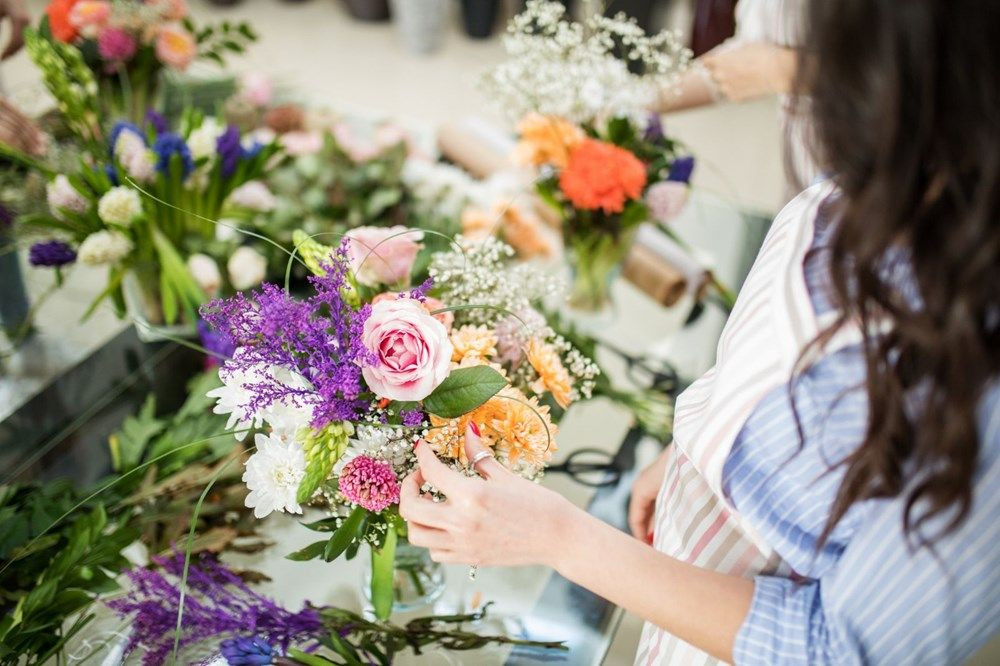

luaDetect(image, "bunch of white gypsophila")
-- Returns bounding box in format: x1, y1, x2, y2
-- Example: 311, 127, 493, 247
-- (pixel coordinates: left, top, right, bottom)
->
483, 0, 691, 125
429, 235, 564, 327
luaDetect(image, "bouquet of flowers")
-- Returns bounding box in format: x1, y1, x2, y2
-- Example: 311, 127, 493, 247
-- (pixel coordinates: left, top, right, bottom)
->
19, 110, 280, 333
485, 0, 696, 311
201, 230, 599, 619
31, 0, 255, 126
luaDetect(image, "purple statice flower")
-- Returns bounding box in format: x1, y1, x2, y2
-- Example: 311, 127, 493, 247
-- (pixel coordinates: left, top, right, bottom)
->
401, 409, 424, 427
667, 155, 696, 184
109, 120, 144, 156
643, 112, 664, 143
406, 277, 434, 302
145, 109, 169, 135
153, 132, 194, 178
198, 319, 236, 367
220, 636, 275, 665
200, 240, 376, 429
216, 125, 244, 178
29, 240, 76, 267
107, 551, 322, 666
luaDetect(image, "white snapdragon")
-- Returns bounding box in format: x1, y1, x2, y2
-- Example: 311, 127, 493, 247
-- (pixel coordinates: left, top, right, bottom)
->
187, 253, 222, 297
227, 246, 268, 291
46, 175, 89, 219
97, 186, 143, 226
77, 230, 133, 265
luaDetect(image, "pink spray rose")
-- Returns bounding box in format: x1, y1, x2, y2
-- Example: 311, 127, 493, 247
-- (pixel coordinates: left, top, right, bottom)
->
345, 226, 422, 287
155, 25, 196, 70
361, 298, 453, 402
372, 292, 454, 331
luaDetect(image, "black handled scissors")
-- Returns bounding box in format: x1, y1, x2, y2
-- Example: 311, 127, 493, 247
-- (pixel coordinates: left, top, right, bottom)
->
547, 447, 622, 488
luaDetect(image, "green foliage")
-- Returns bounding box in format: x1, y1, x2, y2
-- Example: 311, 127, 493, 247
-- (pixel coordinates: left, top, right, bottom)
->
423, 365, 507, 418
0, 485, 137, 665
298, 423, 352, 504
285, 603, 567, 665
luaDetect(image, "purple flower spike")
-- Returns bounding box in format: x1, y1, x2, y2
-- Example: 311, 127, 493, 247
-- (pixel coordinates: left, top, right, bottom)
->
29, 240, 76, 267
667, 155, 696, 184
145, 109, 169, 135
153, 132, 194, 178
216, 125, 244, 177
220, 635, 275, 665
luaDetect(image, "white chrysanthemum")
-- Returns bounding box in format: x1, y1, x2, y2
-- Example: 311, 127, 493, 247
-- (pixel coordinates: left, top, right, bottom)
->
115, 131, 156, 184
77, 230, 133, 265
187, 117, 224, 160
46, 174, 89, 219
187, 253, 222, 297
228, 180, 276, 212
261, 367, 317, 439
242, 432, 306, 519
227, 246, 267, 291
207, 352, 268, 440
97, 186, 143, 226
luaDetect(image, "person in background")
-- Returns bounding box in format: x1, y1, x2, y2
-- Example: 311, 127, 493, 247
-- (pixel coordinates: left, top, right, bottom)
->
658, 0, 812, 198
0, 0, 44, 156
399, 0, 1000, 663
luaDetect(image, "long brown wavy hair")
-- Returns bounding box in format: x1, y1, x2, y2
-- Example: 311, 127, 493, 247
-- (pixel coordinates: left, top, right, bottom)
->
796, 0, 1000, 546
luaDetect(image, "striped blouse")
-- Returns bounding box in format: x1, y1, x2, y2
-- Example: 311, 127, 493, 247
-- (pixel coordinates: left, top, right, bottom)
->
722, 214, 1000, 663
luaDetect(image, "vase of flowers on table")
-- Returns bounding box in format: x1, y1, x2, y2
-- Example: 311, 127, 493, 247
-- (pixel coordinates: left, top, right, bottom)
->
31, 0, 255, 126
202, 230, 599, 618
485, 0, 695, 312
16, 110, 280, 340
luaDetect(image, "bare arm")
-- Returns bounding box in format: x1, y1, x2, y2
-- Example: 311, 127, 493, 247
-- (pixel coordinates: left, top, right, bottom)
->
400, 428, 754, 663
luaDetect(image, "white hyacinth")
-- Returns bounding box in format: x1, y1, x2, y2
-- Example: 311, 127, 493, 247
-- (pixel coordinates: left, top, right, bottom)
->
228, 180, 276, 212
77, 230, 133, 265
46, 174, 89, 219
242, 432, 306, 519
187, 117, 225, 160
484, 0, 690, 125
114, 130, 156, 183
187, 253, 222, 297
227, 246, 268, 291
97, 186, 143, 226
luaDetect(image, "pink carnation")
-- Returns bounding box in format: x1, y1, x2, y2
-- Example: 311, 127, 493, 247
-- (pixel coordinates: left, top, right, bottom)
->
338, 455, 400, 512
98, 27, 137, 62
361, 298, 453, 402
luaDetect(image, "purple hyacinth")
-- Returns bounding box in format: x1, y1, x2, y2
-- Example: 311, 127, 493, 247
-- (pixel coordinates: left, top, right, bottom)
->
220, 636, 275, 665
153, 132, 194, 178
107, 551, 322, 666
145, 108, 169, 135
198, 319, 236, 366
200, 239, 376, 429
667, 155, 696, 184
216, 125, 244, 177
29, 240, 76, 267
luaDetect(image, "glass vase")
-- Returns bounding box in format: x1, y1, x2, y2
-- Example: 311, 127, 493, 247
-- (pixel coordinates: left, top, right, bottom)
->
567, 229, 635, 312
363, 537, 446, 615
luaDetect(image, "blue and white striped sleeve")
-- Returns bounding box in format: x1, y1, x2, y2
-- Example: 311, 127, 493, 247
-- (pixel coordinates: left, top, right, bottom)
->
734, 385, 1000, 665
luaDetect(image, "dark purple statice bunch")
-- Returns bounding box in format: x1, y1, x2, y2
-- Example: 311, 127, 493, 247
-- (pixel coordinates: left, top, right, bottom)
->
200, 240, 376, 429
107, 551, 322, 666
29, 239, 76, 267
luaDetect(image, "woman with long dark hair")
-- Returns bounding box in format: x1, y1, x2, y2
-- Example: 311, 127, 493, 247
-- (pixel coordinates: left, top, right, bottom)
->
398, 1, 1000, 662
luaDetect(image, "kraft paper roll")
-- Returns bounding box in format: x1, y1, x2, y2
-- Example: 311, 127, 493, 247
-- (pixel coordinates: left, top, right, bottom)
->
623, 243, 689, 307
437, 116, 516, 179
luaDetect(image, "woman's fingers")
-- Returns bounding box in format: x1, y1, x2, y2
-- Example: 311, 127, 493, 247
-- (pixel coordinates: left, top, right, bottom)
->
464, 422, 504, 479
406, 523, 453, 550
398, 470, 452, 529
413, 439, 467, 494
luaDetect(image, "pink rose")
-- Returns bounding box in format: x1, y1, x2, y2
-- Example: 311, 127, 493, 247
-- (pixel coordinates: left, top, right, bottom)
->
372, 292, 454, 331
361, 298, 453, 402
345, 226, 422, 287
155, 25, 196, 71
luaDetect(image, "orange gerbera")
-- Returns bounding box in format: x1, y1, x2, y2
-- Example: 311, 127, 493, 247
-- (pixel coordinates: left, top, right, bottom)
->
558, 138, 647, 214
47, 0, 82, 42
525, 338, 574, 408
514, 113, 584, 168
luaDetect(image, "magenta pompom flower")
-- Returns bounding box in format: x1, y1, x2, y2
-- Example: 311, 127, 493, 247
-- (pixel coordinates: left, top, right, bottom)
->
338, 455, 400, 512
98, 27, 137, 63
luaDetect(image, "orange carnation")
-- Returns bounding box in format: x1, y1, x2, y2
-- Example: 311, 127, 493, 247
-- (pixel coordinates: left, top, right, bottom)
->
558, 139, 647, 214
46, 0, 82, 42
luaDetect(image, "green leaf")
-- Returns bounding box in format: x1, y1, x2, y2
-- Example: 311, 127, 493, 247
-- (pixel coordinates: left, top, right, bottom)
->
323, 507, 365, 562
423, 366, 507, 418
370, 526, 397, 620
109, 395, 164, 472
286, 649, 337, 666
285, 540, 327, 562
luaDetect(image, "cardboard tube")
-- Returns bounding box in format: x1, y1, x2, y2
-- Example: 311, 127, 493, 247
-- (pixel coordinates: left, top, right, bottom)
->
437, 116, 516, 179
